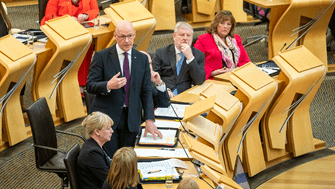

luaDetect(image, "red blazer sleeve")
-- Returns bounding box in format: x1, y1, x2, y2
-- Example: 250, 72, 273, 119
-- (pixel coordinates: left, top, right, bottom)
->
194, 33, 223, 80
82, 0, 99, 21
235, 34, 251, 67
42, 0, 60, 25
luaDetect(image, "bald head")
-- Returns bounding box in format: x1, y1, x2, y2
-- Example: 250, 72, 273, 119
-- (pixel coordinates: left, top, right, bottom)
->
115, 20, 134, 34
115, 20, 136, 52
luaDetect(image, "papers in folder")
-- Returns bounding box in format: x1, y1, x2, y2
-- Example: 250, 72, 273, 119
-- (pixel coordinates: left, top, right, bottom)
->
139, 128, 177, 146
138, 159, 187, 180
154, 103, 189, 119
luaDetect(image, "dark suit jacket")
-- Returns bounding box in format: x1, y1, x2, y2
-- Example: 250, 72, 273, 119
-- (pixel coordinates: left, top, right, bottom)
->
152, 44, 206, 94
77, 138, 111, 189
86, 45, 155, 132
152, 83, 170, 108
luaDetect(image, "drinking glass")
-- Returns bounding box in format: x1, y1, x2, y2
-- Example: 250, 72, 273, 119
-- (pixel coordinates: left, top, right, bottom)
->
26, 31, 34, 49
94, 12, 100, 30
165, 167, 174, 188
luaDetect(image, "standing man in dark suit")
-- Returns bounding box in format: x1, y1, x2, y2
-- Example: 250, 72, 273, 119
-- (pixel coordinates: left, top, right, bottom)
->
86, 20, 162, 157
152, 22, 206, 99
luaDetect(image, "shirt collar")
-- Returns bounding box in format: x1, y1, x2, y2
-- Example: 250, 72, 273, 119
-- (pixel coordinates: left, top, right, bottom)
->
116, 43, 132, 56
175, 45, 182, 54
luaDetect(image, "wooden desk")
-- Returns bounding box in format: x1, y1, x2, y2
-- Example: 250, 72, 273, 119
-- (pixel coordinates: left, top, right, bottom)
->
243, 0, 290, 59
141, 161, 214, 189
135, 126, 215, 188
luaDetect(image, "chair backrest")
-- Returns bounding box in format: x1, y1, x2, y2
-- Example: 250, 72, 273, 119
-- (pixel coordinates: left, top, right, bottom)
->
38, 0, 48, 24
26, 97, 58, 169
83, 89, 95, 114
64, 144, 81, 189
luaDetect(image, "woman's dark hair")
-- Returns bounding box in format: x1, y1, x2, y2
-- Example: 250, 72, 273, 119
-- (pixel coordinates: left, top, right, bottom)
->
206, 10, 236, 38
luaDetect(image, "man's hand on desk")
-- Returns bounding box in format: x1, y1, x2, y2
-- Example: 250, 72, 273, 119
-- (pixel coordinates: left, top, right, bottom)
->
143, 120, 163, 140
107, 72, 127, 90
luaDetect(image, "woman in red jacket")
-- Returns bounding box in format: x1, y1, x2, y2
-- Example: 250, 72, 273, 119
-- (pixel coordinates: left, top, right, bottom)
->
194, 10, 251, 80
41, 0, 99, 25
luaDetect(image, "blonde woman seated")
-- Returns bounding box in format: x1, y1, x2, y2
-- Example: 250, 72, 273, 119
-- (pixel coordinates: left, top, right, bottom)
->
102, 147, 140, 189
77, 112, 114, 189
177, 178, 199, 189
194, 10, 251, 80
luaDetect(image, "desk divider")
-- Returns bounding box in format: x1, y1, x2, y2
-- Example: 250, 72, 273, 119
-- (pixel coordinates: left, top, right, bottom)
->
33, 15, 91, 122
0, 35, 35, 146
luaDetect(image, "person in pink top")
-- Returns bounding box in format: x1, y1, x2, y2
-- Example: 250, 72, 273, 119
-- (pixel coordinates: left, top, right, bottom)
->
194, 10, 251, 80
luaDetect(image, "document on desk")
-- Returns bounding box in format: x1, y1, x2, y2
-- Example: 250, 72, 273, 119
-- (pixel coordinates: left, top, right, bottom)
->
154, 120, 181, 129
135, 148, 192, 158
154, 103, 189, 119
139, 128, 177, 146
138, 159, 187, 180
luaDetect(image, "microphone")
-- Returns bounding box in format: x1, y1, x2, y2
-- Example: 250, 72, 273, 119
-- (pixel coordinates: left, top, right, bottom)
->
170, 103, 215, 189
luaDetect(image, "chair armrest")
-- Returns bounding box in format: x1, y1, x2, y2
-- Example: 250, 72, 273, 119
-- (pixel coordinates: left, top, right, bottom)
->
55, 130, 86, 142
34, 144, 66, 154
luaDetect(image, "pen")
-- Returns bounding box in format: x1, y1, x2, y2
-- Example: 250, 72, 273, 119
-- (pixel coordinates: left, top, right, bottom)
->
148, 170, 161, 174
160, 148, 175, 151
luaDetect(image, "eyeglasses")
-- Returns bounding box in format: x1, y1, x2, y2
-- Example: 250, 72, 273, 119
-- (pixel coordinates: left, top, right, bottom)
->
115, 34, 135, 40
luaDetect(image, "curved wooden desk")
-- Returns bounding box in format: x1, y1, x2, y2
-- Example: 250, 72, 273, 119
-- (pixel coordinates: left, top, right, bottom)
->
33, 15, 92, 122
262, 46, 327, 161
225, 63, 277, 177
0, 35, 36, 146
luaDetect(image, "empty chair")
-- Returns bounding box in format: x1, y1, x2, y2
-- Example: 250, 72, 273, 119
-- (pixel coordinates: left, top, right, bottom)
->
26, 97, 85, 188
64, 144, 81, 189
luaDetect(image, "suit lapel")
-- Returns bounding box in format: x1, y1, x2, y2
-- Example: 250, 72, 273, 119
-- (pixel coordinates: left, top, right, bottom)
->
109, 45, 122, 76
168, 45, 178, 80
130, 48, 137, 90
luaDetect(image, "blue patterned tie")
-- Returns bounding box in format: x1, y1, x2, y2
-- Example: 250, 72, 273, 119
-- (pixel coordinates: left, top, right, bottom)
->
123, 52, 130, 106
173, 52, 185, 95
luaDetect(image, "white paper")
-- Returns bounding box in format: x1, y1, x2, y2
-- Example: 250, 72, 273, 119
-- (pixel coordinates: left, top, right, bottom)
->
138, 159, 187, 179
154, 120, 181, 129
134, 148, 192, 158
154, 103, 189, 118
139, 128, 177, 146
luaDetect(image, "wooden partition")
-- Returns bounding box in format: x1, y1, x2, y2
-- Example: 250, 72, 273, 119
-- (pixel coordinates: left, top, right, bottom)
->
104, 0, 156, 51
32, 15, 92, 122
271, 0, 335, 71
262, 46, 327, 161
0, 35, 36, 146
225, 63, 277, 177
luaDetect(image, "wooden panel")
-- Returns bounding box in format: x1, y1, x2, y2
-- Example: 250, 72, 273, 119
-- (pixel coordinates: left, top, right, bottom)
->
183, 95, 215, 122
232, 63, 274, 91
46, 15, 89, 40
279, 46, 324, 73
111, 0, 154, 22
0, 35, 32, 61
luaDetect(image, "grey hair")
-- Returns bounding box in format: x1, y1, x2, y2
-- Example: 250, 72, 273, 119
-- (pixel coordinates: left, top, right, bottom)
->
174, 22, 194, 33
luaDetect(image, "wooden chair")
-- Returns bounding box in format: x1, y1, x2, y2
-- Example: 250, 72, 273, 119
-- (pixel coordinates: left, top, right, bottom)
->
0, 35, 35, 146
32, 15, 92, 122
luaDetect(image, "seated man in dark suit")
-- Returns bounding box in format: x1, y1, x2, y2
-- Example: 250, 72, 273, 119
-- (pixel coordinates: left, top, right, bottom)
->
152, 22, 206, 99
140, 51, 170, 108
